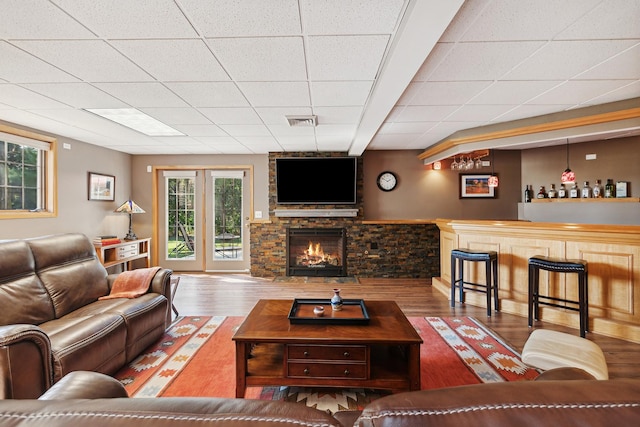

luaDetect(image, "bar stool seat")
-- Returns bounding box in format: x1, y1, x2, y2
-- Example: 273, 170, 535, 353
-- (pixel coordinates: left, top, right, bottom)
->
528, 256, 588, 337
450, 249, 499, 316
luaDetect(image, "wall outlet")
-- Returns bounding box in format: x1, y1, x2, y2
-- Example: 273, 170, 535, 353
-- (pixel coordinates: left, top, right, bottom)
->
63, 143, 71, 150
254, 210, 263, 219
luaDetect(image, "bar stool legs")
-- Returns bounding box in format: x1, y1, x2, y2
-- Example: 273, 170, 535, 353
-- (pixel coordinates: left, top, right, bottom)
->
528, 256, 589, 337
450, 249, 499, 316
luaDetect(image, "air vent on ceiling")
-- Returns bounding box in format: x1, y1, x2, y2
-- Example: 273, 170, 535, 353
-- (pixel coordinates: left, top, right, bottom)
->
286, 115, 318, 127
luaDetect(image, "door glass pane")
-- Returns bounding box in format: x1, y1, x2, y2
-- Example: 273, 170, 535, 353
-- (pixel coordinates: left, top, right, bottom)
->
213, 176, 242, 260
166, 177, 196, 259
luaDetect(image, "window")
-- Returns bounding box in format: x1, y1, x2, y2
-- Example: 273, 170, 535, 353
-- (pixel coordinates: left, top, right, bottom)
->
0, 125, 57, 219
165, 171, 196, 259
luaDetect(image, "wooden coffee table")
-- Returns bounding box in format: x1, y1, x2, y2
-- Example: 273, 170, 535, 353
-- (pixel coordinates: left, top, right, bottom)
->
232, 299, 422, 398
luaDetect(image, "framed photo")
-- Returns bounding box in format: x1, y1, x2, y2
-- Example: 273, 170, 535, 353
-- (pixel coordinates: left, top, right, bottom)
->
460, 174, 496, 198
88, 172, 115, 201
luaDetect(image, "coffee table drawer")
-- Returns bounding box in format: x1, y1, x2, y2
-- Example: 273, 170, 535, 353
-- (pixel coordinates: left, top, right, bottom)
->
286, 362, 367, 379
286, 344, 367, 361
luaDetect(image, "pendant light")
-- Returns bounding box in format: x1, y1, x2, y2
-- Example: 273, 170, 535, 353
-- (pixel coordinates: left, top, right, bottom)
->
488, 149, 499, 187
561, 138, 575, 184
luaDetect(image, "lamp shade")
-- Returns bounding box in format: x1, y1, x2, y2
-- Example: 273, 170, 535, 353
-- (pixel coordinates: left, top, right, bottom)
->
115, 200, 145, 214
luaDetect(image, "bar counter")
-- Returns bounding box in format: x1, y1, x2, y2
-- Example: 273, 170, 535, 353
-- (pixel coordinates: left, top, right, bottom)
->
433, 219, 640, 343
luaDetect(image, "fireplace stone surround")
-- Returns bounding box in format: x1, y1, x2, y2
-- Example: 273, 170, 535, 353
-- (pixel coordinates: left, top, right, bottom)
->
249, 152, 440, 278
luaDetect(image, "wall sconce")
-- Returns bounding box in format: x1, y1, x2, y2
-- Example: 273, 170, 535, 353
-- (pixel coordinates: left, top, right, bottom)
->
433, 161, 442, 170
488, 149, 499, 188
115, 199, 145, 241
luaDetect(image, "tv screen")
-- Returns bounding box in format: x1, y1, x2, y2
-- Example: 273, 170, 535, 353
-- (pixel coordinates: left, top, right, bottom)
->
276, 157, 357, 204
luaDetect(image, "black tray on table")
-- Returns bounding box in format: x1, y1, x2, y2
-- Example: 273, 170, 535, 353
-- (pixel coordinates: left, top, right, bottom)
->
288, 298, 370, 325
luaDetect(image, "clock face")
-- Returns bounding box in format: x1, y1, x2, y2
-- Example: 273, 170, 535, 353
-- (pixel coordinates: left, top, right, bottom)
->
377, 171, 397, 191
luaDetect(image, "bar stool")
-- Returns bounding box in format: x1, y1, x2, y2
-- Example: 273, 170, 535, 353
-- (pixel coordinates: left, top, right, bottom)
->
450, 249, 499, 316
528, 256, 588, 337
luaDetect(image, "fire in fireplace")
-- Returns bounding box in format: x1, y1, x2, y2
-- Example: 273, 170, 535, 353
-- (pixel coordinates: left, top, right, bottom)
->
286, 228, 347, 276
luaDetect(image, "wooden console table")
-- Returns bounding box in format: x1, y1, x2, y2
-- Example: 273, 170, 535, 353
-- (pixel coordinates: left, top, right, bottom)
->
232, 299, 422, 398
94, 238, 151, 271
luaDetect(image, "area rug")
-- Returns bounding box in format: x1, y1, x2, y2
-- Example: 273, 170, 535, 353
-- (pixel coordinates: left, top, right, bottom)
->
114, 315, 539, 412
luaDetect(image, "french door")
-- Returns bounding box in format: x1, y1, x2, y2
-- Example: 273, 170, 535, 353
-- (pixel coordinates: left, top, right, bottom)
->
159, 168, 250, 272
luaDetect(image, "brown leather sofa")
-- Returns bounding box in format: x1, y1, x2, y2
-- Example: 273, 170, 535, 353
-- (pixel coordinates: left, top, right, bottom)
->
0, 233, 172, 399
1, 370, 638, 426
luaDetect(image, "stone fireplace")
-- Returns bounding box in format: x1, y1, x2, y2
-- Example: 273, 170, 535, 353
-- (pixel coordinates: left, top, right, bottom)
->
286, 228, 347, 276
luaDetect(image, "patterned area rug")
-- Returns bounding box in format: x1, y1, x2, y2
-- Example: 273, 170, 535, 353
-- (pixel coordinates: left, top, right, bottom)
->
114, 316, 538, 413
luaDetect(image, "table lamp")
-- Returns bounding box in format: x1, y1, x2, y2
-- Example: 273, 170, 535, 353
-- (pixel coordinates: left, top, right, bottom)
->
115, 199, 145, 241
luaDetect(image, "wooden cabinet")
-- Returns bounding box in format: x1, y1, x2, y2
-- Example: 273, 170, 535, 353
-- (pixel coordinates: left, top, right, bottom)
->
94, 238, 151, 271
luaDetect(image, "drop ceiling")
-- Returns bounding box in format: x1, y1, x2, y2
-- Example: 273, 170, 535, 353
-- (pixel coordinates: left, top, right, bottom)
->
0, 0, 638, 156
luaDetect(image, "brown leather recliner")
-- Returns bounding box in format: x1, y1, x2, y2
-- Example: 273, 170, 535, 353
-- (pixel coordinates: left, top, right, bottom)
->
0, 233, 172, 398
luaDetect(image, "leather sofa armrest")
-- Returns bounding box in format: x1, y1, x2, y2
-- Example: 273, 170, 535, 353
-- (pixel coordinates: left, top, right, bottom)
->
535, 367, 596, 381
0, 324, 53, 398
39, 371, 128, 400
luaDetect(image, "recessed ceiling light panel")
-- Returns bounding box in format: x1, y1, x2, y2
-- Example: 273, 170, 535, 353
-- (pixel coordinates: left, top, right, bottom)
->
85, 108, 184, 136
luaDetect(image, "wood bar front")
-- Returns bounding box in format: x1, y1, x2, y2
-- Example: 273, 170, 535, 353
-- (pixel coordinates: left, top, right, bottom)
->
433, 219, 640, 343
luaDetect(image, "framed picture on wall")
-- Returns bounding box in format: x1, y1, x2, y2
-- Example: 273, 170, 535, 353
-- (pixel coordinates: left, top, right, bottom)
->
460, 174, 496, 198
88, 172, 115, 201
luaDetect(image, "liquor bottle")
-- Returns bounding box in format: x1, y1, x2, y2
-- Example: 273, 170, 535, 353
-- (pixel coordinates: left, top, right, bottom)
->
536, 186, 547, 199
558, 183, 567, 198
569, 182, 580, 198
548, 184, 557, 198
524, 185, 532, 203
581, 181, 592, 198
605, 179, 615, 198
592, 179, 603, 198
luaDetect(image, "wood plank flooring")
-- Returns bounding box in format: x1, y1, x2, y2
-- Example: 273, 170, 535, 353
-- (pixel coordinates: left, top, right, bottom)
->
171, 273, 640, 380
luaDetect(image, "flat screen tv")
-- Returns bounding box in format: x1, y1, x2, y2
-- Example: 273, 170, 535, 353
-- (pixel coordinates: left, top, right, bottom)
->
276, 157, 357, 204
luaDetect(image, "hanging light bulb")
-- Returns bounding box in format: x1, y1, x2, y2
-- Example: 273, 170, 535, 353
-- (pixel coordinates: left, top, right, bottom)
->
561, 138, 575, 184
488, 149, 499, 187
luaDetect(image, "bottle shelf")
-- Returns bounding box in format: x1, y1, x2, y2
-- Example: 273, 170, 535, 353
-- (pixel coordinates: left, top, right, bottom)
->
531, 197, 639, 203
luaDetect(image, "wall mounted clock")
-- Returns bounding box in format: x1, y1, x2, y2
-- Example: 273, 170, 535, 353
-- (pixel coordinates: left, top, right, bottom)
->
376, 171, 397, 191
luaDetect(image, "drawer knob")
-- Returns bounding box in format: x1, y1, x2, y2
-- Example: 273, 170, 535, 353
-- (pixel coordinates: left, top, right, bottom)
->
344, 369, 350, 376
343, 351, 350, 357
303, 368, 309, 375
303, 351, 309, 357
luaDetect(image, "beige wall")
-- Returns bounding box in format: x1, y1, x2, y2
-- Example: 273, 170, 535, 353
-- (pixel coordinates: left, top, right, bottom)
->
362, 149, 522, 220
0, 121, 131, 240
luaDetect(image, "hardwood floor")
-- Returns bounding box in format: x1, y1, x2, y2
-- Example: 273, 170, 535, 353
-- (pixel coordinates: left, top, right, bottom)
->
172, 273, 640, 380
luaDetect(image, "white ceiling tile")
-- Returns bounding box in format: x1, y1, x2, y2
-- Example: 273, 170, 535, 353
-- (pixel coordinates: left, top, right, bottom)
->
313, 106, 362, 124
193, 136, 239, 146
504, 40, 638, 81
179, 0, 301, 37
449, 0, 603, 41
237, 82, 310, 107
51, 0, 198, 38
529, 80, 636, 105
140, 108, 211, 125
23, 83, 129, 109
111, 40, 229, 82
387, 105, 459, 122
0, 85, 73, 109
0, 0, 96, 39
94, 83, 189, 107
315, 134, 353, 151
301, 0, 405, 35
395, 82, 423, 106
254, 107, 312, 125
446, 104, 519, 122
307, 35, 389, 80
581, 81, 640, 105
557, 0, 640, 39
429, 41, 544, 81
267, 125, 315, 137
199, 108, 263, 125
278, 138, 318, 151
379, 122, 433, 134
315, 124, 356, 137
412, 43, 455, 82
165, 82, 249, 107
310, 81, 373, 106
494, 104, 575, 123
468, 81, 564, 105
218, 124, 271, 137
172, 124, 227, 137
0, 42, 78, 83
409, 81, 494, 106
235, 136, 283, 151
367, 133, 422, 149
14, 40, 154, 82
208, 37, 306, 81
576, 43, 640, 80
